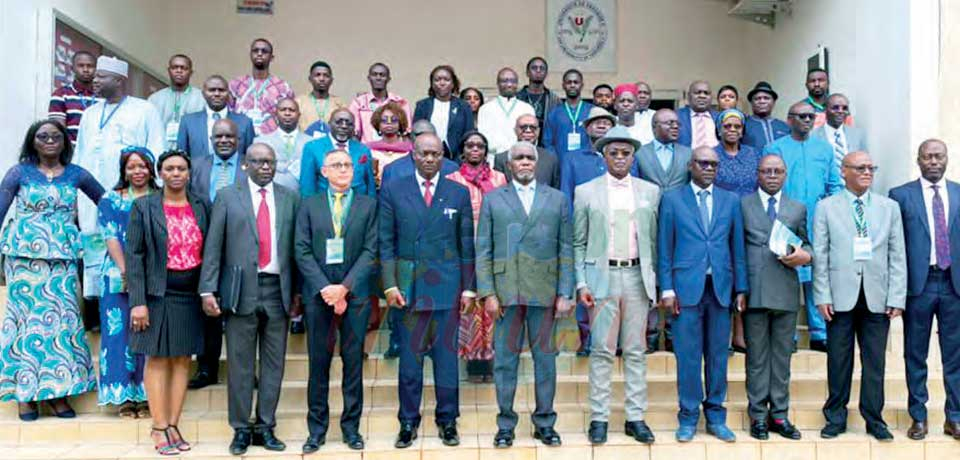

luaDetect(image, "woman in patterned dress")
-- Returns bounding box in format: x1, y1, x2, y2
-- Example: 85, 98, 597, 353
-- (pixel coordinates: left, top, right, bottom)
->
0, 120, 105, 420
96, 146, 159, 418
446, 131, 507, 383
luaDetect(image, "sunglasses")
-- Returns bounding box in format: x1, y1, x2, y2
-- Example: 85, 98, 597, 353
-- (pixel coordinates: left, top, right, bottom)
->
518, 124, 539, 132
788, 113, 816, 120
35, 133, 64, 143
758, 168, 785, 177
695, 160, 719, 170
843, 165, 879, 174
324, 162, 354, 171
380, 116, 400, 123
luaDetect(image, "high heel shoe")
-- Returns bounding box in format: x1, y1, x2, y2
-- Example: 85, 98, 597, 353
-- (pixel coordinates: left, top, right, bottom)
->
151, 427, 179, 456
167, 425, 192, 451
46, 398, 75, 418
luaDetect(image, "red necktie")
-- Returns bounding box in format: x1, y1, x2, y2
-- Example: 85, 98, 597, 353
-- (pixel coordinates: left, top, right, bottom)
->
423, 180, 433, 207
257, 188, 271, 269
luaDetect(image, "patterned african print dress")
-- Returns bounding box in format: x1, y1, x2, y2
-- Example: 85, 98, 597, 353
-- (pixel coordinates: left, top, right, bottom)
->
96, 190, 146, 405
0, 164, 104, 402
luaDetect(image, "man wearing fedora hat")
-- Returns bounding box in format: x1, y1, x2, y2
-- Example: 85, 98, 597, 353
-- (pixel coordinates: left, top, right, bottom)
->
743, 82, 790, 151
575, 125, 660, 445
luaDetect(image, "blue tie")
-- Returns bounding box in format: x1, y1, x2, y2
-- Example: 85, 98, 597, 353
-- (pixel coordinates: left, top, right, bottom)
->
698, 189, 711, 229
767, 196, 777, 222
213, 112, 222, 121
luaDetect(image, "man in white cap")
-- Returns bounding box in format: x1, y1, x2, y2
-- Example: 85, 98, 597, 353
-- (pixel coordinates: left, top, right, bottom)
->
75, 55, 165, 303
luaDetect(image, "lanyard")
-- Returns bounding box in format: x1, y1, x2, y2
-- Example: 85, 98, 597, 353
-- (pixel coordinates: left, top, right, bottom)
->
310, 94, 330, 122
172, 87, 191, 122
806, 96, 825, 112
244, 77, 271, 109
99, 97, 127, 130
73, 83, 94, 109
496, 96, 518, 118
564, 100, 584, 129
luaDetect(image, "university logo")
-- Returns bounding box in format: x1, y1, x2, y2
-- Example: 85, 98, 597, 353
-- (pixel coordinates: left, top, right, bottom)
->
555, 0, 609, 62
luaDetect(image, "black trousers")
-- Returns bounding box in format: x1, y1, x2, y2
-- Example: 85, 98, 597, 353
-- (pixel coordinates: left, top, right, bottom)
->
822, 286, 890, 429
197, 312, 223, 378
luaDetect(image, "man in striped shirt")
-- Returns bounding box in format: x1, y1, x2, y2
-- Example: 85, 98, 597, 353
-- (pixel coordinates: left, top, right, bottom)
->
49, 50, 99, 145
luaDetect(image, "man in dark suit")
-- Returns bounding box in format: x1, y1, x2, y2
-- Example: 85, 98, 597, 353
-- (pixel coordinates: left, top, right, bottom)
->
188, 118, 249, 389
493, 114, 560, 188
476, 141, 573, 448
676, 81, 718, 149
177, 75, 255, 158
380, 133, 475, 448
741, 155, 810, 441
295, 149, 378, 453
889, 139, 960, 440
658, 146, 748, 443
198, 143, 301, 455
380, 146, 458, 185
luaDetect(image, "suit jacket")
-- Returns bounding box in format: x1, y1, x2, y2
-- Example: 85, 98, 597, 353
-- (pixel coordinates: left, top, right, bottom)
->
573, 175, 660, 301
379, 175, 475, 311
380, 153, 458, 185
125, 192, 209, 307
252, 129, 312, 191
635, 141, 692, 192
812, 125, 868, 152
676, 106, 718, 148
294, 191, 378, 301
198, 180, 300, 314
299, 137, 376, 197
657, 184, 748, 307
413, 97, 475, 159
190, 153, 248, 205
493, 147, 561, 189
177, 110, 255, 158
741, 192, 811, 311
888, 179, 960, 296
475, 183, 573, 307
812, 191, 907, 313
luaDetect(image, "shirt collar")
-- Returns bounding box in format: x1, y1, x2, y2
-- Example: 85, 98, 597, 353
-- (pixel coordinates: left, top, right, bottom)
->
327, 186, 352, 199
513, 179, 537, 192
653, 139, 675, 152
215, 152, 239, 165
415, 170, 439, 186
206, 105, 228, 119
844, 188, 871, 204
757, 188, 782, 204
248, 177, 273, 195
919, 176, 945, 190
691, 182, 714, 196
606, 173, 631, 188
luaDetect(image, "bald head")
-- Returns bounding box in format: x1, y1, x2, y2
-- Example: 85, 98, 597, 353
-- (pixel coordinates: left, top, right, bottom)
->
689, 146, 719, 188
211, 118, 239, 159
515, 114, 540, 142
653, 109, 680, 143
687, 80, 712, 112
413, 133, 444, 180
757, 154, 787, 195
410, 119, 436, 142
841, 151, 875, 195
787, 101, 815, 138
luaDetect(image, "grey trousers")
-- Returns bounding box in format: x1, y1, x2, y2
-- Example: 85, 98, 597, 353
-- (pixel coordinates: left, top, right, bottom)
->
743, 308, 797, 421
588, 266, 650, 422
225, 275, 289, 430
494, 305, 558, 431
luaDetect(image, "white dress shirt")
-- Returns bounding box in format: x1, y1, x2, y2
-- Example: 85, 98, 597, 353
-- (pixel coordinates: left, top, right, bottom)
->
625, 109, 655, 145
607, 174, 638, 259
920, 176, 950, 265
430, 99, 451, 147
477, 96, 535, 154
415, 170, 438, 201
513, 179, 537, 215
757, 188, 783, 215
249, 178, 280, 274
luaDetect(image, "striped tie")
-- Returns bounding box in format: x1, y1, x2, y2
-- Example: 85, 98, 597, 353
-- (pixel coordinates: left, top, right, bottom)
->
215, 160, 231, 192
693, 113, 711, 149
833, 130, 847, 167
854, 198, 868, 237
932, 185, 951, 269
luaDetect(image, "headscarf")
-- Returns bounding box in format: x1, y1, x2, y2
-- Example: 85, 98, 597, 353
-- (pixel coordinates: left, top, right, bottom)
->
715, 108, 746, 139
119, 146, 156, 167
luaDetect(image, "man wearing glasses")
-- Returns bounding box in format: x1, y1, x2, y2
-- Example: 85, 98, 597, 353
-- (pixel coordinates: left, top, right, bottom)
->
813, 151, 907, 441
763, 102, 843, 353
478, 68, 536, 155
493, 115, 560, 188
299, 108, 376, 197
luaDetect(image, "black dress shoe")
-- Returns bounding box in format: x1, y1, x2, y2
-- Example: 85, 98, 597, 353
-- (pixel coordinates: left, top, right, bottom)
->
768, 419, 801, 440
253, 429, 286, 451
343, 433, 364, 450
750, 420, 769, 440
576, 347, 590, 357
533, 426, 561, 446
867, 425, 894, 442
188, 370, 217, 389
438, 422, 460, 446
229, 430, 252, 456
624, 420, 655, 444
383, 344, 401, 359
945, 420, 960, 439
809, 340, 828, 352
664, 338, 674, 353
907, 420, 927, 440
820, 423, 846, 439
493, 429, 514, 448
290, 320, 305, 334
588, 421, 608, 444
302, 433, 325, 454
395, 423, 418, 448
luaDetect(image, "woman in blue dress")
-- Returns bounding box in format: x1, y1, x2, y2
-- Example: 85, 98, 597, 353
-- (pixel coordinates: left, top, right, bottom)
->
96, 146, 158, 417
0, 120, 104, 420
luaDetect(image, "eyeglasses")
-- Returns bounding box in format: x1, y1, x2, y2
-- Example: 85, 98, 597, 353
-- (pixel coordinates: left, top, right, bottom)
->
788, 113, 816, 120
829, 105, 850, 111
324, 162, 353, 170
604, 150, 634, 159
758, 168, 785, 177
656, 120, 680, 126
517, 124, 539, 132
380, 116, 399, 123
694, 160, 719, 170
464, 142, 486, 150
35, 133, 64, 143
721, 123, 743, 130
843, 164, 879, 174
247, 158, 276, 167
332, 119, 354, 126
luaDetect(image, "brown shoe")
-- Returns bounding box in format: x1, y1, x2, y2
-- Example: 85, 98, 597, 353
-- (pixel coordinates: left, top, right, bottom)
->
907, 420, 927, 440
946, 420, 960, 439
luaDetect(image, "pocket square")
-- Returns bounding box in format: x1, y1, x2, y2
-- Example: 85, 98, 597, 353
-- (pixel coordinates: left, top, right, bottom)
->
443, 207, 458, 219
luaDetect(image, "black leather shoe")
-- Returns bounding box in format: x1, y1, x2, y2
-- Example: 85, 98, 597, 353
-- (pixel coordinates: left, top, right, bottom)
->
302, 433, 325, 454
533, 426, 561, 446
867, 425, 894, 442
188, 370, 217, 389
809, 340, 828, 353
395, 423, 418, 448
252, 429, 286, 451
624, 420, 655, 444
907, 420, 927, 440
588, 421, 608, 444
945, 420, 960, 439
820, 423, 846, 439
438, 422, 460, 446
750, 420, 769, 440
229, 429, 252, 456
290, 320, 305, 334
768, 419, 801, 440
343, 433, 364, 450
493, 429, 514, 448
383, 344, 401, 359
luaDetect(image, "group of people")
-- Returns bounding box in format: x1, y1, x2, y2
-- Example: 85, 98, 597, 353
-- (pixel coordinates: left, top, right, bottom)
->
0, 36, 956, 457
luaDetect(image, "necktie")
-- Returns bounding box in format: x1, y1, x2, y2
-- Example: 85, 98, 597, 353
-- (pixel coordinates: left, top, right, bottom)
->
932, 185, 951, 269
212, 112, 222, 121
214, 160, 231, 194
854, 198, 868, 237
257, 188, 271, 269
423, 180, 433, 207
693, 113, 711, 149
698, 189, 711, 229
833, 130, 846, 167
767, 196, 777, 222
332, 192, 344, 238
656, 144, 672, 171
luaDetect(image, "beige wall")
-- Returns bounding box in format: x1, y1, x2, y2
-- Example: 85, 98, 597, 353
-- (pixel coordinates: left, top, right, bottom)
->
939, 0, 960, 180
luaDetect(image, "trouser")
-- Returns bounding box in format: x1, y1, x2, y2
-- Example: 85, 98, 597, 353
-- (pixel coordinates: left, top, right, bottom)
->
823, 286, 890, 429
744, 308, 797, 421
494, 304, 558, 431
224, 274, 288, 430
904, 267, 960, 423
197, 312, 223, 378
397, 308, 460, 426
589, 266, 650, 422
674, 277, 731, 427
305, 295, 371, 437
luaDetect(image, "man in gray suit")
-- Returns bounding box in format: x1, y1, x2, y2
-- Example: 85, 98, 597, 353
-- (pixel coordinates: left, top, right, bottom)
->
814, 151, 906, 442
635, 108, 692, 352
476, 141, 574, 448
253, 97, 312, 191
493, 114, 561, 188
574, 126, 659, 445
199, 143, 302, 455
742, 155, 811, 441
812, 94, 867, 177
